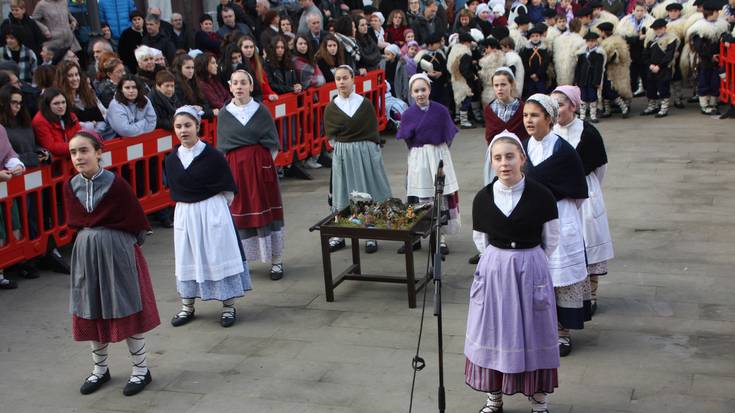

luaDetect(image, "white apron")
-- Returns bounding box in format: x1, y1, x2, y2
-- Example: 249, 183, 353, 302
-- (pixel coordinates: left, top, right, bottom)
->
406, 143, 459, 198
548, 199, 588, 287
174, 193, 244, 284
581, 172, 614, 264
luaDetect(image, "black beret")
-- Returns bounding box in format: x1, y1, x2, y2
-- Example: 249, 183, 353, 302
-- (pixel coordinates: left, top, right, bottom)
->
458, 32, 474, 43
597, 22, 614, 32
583, 31, 600, 40
514, 15, 531, 25
574, 6, 593, 17
425, 32, 444, 45
481, 37, 501, 49
542, 8, 557, 18
527, 26, 545, 36
491, 26, 510, 40
693, 0, 704, 6
666, 3, 683, 11
650, 18, 667, 29
703, 0, 720, 11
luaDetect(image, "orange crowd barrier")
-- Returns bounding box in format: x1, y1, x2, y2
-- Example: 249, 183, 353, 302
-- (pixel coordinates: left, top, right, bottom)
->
720, 40, 735, 106
0, 70, 388, 268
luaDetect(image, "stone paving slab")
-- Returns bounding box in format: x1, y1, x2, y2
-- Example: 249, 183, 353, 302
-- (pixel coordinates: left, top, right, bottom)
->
2, 103, 735, 412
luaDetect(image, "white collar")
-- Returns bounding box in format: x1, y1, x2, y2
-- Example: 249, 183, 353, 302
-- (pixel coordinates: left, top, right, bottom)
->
496, 176, 525, 192
179, 139, 205, 153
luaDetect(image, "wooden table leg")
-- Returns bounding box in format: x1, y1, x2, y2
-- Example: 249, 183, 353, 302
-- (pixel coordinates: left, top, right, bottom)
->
321, 235, 334, 302
351, 237, 361, 275
405, 239, 417, 308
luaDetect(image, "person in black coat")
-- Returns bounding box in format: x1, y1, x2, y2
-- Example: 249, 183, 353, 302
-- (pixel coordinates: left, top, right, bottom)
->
170, 13, 195, 51
519, 27, 551, 98
411, 0, 448, 46
574, 32, 606, 123
263, 35, 302, 94
0, 3, 47, 55
118, 10, 145, 74
142, 14, 176, 64
147, 70, 181, 131
416, 32, 450, 107
640, 19, 678, 117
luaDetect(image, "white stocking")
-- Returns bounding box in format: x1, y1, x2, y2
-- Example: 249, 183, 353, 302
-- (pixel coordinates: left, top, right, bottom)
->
126, 335, 148, 380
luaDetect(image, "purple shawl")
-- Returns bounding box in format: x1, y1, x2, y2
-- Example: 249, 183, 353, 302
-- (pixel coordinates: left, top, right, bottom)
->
396, 101, 458, 149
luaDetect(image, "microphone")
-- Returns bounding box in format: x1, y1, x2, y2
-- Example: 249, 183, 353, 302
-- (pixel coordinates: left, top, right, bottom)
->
435, 160, 445, 196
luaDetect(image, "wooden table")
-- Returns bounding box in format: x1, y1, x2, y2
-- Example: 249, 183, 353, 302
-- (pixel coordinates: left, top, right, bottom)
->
309, 208, 435, 308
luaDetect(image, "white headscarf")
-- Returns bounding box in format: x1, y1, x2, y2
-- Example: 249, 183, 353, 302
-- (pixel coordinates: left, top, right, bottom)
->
489, 130, 526, 155
526, 93, 559, 124
408, 72, 432, 90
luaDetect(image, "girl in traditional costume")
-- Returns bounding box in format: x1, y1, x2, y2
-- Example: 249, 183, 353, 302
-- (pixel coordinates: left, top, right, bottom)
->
64, 131, 159, 396
522, 94, 590, 357
216, 70, 285, 281
165, 106, 252, 328
325, 65, 392, 254
552, 86, 613, 316
396, 73, 460, 255
466, 130, 560, 413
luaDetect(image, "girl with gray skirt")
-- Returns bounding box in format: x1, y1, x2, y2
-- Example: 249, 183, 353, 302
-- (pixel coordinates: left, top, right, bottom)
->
64, 131, 160, 397
324, 65, 392, 253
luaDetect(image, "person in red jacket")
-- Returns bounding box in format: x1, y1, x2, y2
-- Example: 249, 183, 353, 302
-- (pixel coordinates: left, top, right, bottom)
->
32, 88, 81, 158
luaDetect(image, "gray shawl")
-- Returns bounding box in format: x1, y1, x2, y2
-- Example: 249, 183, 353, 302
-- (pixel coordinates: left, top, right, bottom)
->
216, 103, 279, 153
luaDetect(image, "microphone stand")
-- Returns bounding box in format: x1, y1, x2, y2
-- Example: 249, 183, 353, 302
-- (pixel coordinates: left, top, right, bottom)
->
432, 160, 446, 413
408, 160, 446, 413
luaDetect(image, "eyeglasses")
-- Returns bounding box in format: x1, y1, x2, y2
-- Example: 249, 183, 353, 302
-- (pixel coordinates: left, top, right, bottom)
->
10, 100, 22, 106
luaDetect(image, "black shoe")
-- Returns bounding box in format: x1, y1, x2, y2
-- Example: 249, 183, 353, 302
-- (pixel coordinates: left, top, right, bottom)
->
317, 154, 332, 168
0, 278, 18, 289
221, 308, 236, 328
123, 370, 151, 396
80, 370, 110, 395
11, 262, 39, 279
158, 216, 173, 228
654, 112, 668, 118
468, 254, 481, 265
688, 95, 699, 103
365, 240, 378, 254
559, 337, 572, 357
397, 240, 421, 254
284, 164, 313, 180
44, 250, 70, 274
270, 263, 284, 280
720, 106, 735, 119
328, 238, 346, 252
674, 101, 685, 109
439, 242, 449, 255
170, 309, 195, 327
590, 300, 598, 316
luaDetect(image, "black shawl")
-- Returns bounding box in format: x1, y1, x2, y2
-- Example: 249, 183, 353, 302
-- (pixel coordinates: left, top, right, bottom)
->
523, 135, 589, 201
577, 122, 608, 176
164, 142, 237, 203
216, 103, 279, 153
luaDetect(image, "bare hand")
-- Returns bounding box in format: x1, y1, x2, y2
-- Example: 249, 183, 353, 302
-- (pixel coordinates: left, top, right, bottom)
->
212, 108, 220, 116
530, 74, 539, 81
10, 165, 24, 176
340, 4, 350, 10
0, 170, 12, 181
359, 68, 367, 76
268, 94, 279, 101
293, 84, 303, 93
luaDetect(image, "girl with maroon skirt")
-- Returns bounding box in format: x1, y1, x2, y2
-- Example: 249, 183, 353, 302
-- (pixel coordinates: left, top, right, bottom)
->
216, 70, 285, 281
467, 131, 560, 413
64, 131, 160, 396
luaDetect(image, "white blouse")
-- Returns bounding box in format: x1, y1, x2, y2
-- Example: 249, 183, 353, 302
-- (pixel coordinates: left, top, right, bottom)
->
226, 98, 259, 127
527, 132, 559, 166
334, 92, 364, 118
472, 177, 560, 257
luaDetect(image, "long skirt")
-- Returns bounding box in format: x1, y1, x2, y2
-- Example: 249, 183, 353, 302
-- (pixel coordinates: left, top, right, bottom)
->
465, 245, 559, 396
226, 145, 285, 263
71, 228, 160, 343
406, 143, 459, 199
556, 278, 593, 329
330, 141, 392, 211
174, 194, 252, 301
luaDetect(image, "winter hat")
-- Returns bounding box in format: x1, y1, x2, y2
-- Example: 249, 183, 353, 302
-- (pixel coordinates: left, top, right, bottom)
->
470, 28, 484, 42
372, 11, 385, 25
384, 43, 401, 57
552, 85, 581, 110
476, 3, 491, 17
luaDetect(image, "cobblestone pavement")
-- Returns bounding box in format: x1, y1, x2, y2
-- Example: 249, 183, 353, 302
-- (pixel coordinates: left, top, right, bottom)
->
1, 103, 734, 412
